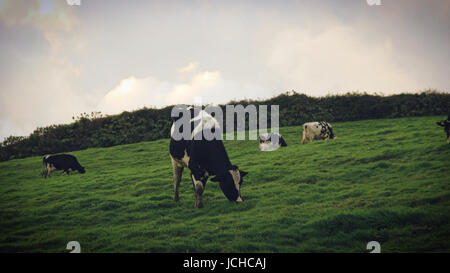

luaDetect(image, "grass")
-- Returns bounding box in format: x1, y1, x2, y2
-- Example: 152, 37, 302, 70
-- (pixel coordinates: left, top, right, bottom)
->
0, 116, 449, 253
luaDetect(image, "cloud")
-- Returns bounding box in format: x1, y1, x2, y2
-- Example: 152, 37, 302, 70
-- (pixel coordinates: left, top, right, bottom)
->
0, 0, 85, 139
98, 76, 173, 114
166, 69, 223, 105
97, 64, 224, 114
97, 63, 273, 115
0, 55, 91, 138
0, 0, 78, 32
178, 62, 199, 74
266, 21, 421, 96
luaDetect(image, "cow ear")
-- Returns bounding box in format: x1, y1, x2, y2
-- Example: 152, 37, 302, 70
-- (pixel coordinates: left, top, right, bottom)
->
240, 170, 248, 177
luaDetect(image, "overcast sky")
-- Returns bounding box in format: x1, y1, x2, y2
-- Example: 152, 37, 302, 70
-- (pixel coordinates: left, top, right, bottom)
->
0, 0, 449, 140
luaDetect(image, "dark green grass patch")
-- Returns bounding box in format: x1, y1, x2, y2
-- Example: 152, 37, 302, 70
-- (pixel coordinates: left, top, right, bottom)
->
0, 116, 449, 252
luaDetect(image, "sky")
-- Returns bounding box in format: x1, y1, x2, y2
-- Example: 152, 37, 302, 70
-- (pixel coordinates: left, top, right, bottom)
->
0, 0, 449, 140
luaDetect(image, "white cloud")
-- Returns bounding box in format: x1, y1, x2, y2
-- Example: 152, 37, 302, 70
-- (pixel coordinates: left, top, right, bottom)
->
165, 69, 223, 105
97, 63, 273, 115
0, 56, 90, 138
0, 0, 87, 140
98, 76, 173, 114
97, 65, 225, 114
266, 22, 421, 95
178, 62, 199, 74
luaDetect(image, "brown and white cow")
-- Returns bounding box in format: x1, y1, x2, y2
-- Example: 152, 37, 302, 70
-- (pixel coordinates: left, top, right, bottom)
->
302, 121, 335, 144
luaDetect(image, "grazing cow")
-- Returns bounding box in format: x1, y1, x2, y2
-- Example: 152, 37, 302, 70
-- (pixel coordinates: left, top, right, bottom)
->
302, 121, 335, 144
42, 154, 85, 178
170, 106, 248, 208
436, 113, 450, 142
259, 132, 287, 151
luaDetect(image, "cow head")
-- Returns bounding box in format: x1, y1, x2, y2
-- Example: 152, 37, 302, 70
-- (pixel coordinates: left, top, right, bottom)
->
328, 127, 335, 139
437, 119, 450, 142
211, 165, 248, 202
323, 123, 335, 139
437, 120, 450, 132
78, 166, 86, 174
436, 120, 449, 128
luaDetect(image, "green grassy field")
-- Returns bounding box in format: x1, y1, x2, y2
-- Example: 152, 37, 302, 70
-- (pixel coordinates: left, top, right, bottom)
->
0, 116, 449, 253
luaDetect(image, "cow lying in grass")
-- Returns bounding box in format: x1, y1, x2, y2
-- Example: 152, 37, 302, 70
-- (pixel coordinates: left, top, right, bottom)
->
436, 114, 450, 143
259, 132, 287, 151
42, 154, 86, 178
169, 106, 248, 208
302, 121, 335, 144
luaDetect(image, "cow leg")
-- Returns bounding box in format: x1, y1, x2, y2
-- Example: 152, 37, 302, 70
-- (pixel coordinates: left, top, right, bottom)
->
171, 157, 183, 202
41, 164, 49, 178
46, 164, 52, 177
191, 174, 205, 209
302, 128, 306, 144
46, 163, 53, 178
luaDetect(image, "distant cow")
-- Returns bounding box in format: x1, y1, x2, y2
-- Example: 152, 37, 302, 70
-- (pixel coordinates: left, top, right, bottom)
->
259, 132, 287, 151
170, 106, 248, 208
436, 113, 450, 142
302, 121, 335, 144
42, 154, 85, 178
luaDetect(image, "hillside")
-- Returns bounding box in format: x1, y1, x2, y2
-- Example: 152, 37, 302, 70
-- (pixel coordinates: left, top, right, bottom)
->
0, 116, 449, 252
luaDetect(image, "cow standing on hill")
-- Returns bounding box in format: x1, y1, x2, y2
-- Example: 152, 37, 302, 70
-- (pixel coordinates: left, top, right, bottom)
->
169, 106, 248, 208
42, 154, 86, 178
302, 121, 335, 144
436, 113, 450, 143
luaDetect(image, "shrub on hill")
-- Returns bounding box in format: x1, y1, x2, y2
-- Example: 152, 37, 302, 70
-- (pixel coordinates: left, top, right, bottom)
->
1, 90, 449, 161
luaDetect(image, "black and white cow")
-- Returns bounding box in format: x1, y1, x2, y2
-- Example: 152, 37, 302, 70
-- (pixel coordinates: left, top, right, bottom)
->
42, 154, 86, 178
169, 106, 248, 208
436, 113, 450, 143
259, 132, 287, 151
302, 121, 335, 144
